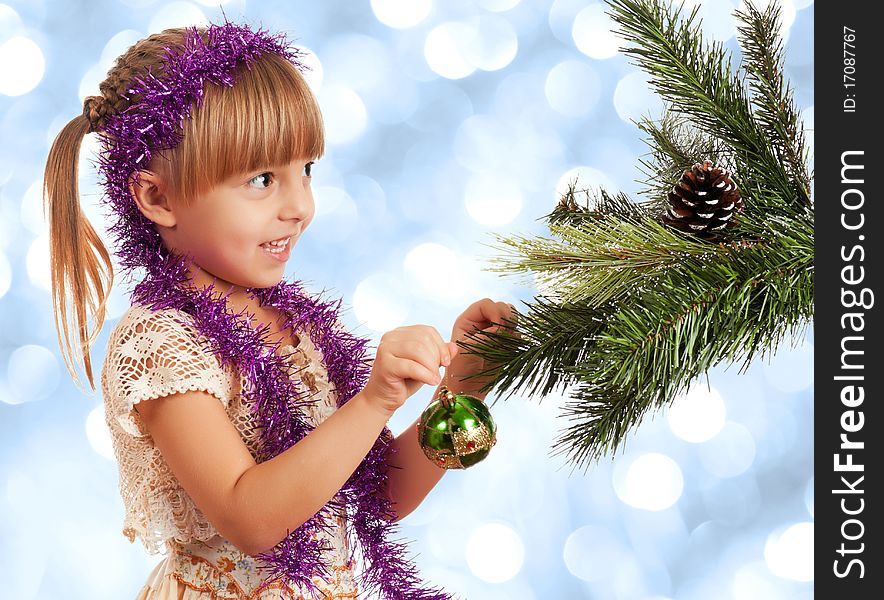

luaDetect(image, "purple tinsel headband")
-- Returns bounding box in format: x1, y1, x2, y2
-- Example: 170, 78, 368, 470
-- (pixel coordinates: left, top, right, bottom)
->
96, 20, 310, 271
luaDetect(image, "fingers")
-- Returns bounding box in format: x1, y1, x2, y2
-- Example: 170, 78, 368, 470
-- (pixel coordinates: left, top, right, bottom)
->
402, 357, 442, 386
498, 300, 516, 324
482, 300, 518, 332
473, 300, 521, 341
410, 325, 452, 368
500, 302, 522, 339
474, 299, 518, 326
500, 302, 521, 333
377, 344, 441, 387
384, 325, 452, 382
449, 298, 521, 344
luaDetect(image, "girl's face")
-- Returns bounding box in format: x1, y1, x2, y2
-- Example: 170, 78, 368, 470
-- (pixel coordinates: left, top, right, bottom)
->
163, 158, 316, 292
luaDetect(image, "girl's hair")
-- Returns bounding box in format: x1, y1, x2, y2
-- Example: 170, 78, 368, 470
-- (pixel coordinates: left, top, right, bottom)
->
43, 27, 325, 391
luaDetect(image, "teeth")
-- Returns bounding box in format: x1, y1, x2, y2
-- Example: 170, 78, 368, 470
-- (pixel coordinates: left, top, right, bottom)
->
261, 237, 289, 253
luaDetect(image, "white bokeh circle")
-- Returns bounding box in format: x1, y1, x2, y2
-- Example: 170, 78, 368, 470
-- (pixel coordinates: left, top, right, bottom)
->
319, 84, 368, 145
545, 60, 601, 118
764, 522, 814, 582
465, 522, 525, 583
352, 273, 411, 332
0, 4, 25, 43
563, 524, 628, 582
20, 180, 45, 236
403, 243, 467, 305
613, 71, 663, 122
463, 172, 523, 227
732, 561, 788, 600
667, 383, 727, 443
479, 0, 521, 11
86, 405, 116, 460
680, 0, 739, 41
424, 22, 476, 80
761, 334, 813, 394
26, 235, 51, 291
0, 36, 45, 96
572, 3, 620, 60
296, 45, 324, 92
613, 452, 684, 511
461, 15, 518, 72
6, 344, 60, 405
454, 115, 507, 172
147, 2, 208, 32
309, 185, 359, 244
371, 0, 432, 29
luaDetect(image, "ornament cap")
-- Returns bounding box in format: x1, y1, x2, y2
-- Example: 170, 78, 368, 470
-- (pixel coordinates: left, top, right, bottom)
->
437, 385, 457, 409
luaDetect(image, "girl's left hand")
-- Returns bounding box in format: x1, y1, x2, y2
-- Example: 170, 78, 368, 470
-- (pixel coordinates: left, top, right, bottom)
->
444, 298, 520, 398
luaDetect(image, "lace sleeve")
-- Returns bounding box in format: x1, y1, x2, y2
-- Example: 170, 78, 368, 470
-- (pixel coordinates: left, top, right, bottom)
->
103, 307, 235, 438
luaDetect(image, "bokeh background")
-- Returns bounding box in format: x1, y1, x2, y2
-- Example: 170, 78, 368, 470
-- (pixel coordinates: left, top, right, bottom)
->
0, 0, 814, 598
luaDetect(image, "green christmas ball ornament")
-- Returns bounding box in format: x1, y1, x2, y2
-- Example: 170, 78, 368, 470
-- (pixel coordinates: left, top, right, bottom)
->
417, 385, 497, 469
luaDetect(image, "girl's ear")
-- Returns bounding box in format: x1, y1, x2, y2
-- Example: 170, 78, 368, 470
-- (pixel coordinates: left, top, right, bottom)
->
128, 170, 177, 227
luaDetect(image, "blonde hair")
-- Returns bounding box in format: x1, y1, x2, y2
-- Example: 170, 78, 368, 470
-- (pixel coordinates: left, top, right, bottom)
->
43, 26, 325, 391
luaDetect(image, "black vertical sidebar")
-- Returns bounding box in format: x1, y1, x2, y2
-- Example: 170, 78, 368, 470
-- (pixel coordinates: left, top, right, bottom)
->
815, 1, 882, 597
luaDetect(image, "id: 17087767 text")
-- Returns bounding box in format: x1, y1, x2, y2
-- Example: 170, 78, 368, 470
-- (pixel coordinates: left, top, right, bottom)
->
842, 27, 856, 113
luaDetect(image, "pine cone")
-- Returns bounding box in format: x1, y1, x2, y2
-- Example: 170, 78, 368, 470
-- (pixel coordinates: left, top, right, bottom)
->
662, 160, 743, 237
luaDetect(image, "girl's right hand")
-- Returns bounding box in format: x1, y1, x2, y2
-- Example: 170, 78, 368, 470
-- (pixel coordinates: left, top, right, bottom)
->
361, 325, 458, 418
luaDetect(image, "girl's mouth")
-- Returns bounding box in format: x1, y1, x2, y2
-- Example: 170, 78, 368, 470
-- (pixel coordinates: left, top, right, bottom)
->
260, 236, 292, 261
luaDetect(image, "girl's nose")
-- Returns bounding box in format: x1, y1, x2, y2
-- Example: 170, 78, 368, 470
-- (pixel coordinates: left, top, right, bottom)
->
279, 184, 312, 221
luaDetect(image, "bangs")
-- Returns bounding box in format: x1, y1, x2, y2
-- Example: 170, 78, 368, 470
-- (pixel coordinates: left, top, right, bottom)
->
156, 52, 325, 205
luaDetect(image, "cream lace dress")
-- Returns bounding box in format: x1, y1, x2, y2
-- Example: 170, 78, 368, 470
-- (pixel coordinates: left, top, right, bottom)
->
101, 304, 359, 599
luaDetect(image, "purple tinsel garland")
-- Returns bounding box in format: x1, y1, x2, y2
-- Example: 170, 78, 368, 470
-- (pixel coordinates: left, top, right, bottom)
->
95, 19, 450, 600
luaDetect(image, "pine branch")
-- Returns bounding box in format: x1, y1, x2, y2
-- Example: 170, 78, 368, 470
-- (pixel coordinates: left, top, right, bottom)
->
548, 181, 651, 228
553, 238, 812, 468
476, 197, 812, 469
484, 207, 749, 307
604, 0, 796, 210
735, 1, 812, 203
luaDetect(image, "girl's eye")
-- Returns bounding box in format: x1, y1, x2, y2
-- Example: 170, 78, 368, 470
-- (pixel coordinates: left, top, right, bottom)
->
304, 161, 314, 177
248, 172, 273, 189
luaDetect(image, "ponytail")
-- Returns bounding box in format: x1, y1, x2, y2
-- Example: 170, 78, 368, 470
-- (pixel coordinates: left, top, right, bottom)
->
43, 112, 114, 391
41, 29, 208, 392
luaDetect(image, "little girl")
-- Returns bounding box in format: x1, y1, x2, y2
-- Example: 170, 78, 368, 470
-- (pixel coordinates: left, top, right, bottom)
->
42, 20, 517, 600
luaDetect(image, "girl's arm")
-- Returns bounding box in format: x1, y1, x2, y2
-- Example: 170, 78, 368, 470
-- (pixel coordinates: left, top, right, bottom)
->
374, 299, 518, 520
383, 369, 489, 522
135, 387, 392, 556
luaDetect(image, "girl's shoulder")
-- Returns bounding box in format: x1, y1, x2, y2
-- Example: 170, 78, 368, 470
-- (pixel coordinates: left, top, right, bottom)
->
104, 304, 219, 374
109, 304, 203, 346
102, 304, 237, 415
